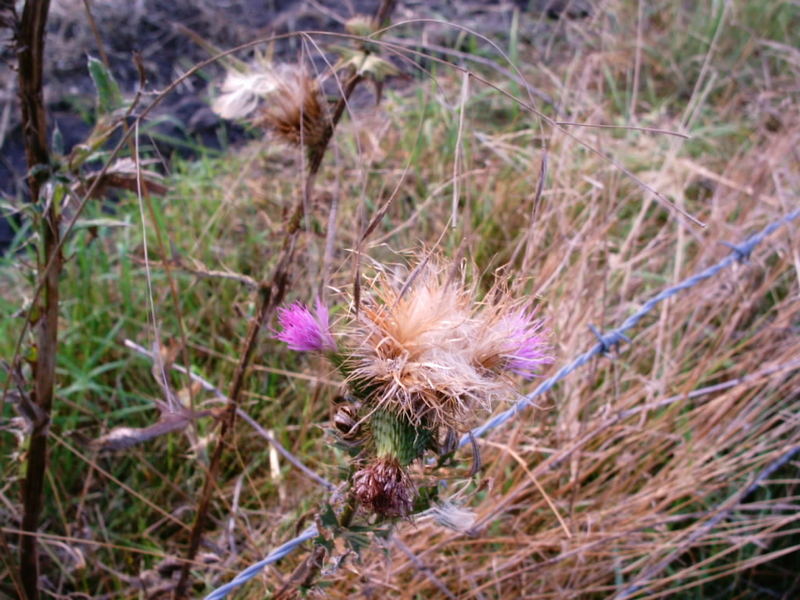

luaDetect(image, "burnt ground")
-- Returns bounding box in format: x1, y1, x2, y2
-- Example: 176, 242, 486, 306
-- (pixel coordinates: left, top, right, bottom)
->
0, 0, 591, 250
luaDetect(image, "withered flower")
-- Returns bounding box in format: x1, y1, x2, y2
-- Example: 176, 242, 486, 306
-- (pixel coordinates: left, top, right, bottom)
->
345, 262, 552, 433
213, 64, 328, 151
254, 67, 328, 150
274, 258, 552, 519
212, 69, 280, 120
352, 456, 415, 518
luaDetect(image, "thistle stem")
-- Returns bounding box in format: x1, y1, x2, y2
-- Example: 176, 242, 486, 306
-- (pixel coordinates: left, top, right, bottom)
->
173, 1, 396, 592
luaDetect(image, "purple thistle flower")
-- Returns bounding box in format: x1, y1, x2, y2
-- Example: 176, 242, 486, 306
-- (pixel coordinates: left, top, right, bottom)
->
503, 310, 553, 379
275, 299, 336, 352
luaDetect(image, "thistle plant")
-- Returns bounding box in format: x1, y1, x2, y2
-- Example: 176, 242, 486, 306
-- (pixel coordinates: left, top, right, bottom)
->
175, 7, 399, 591
212, 63, 328, 157
276, 260, 552, 518
275, 300, 336, 353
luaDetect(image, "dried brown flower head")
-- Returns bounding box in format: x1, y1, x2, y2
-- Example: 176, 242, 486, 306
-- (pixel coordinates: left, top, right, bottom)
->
352, 456, 415, 517
254, 67, 328, 150
212, 64, 328, 151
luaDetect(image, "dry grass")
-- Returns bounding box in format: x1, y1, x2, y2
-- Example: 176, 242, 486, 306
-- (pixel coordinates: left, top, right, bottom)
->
208, 3, 800, 598
1, 1, 799, 598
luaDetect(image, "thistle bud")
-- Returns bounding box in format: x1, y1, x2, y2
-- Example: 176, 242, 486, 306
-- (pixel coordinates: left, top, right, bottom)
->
351, 409, 430, 518
352, 456, 415, 517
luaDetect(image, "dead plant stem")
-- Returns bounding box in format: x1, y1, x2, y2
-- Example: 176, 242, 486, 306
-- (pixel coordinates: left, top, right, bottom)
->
173, 39, 385, 600
16, 2, 57, 599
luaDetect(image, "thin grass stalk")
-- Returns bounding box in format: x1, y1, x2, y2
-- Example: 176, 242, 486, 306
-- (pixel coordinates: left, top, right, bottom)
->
15, 1, 55, 599
86, 0, 202, 428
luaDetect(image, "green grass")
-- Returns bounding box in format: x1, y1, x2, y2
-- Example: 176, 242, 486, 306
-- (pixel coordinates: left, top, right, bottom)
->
2, 1, 799, 597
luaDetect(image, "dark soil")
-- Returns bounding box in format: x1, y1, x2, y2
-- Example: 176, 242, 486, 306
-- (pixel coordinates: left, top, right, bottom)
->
0, 0, 589, 251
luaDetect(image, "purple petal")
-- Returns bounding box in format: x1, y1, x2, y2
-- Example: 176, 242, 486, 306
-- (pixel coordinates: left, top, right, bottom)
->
503, 310, 553, 379
275, 300, 335, 352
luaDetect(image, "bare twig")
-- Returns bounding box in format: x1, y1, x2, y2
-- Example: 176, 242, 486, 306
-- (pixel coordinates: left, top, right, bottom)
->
273, 544, 327, 600
142, 257, 260, 289
172, 18, 392, 600
124, 339, 335, 490
383, 36, 557, 110
80, 0, 110, 68
16, 2, 56, 599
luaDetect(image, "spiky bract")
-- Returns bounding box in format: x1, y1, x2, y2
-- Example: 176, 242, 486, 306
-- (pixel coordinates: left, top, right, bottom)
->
369, 408, 429, 466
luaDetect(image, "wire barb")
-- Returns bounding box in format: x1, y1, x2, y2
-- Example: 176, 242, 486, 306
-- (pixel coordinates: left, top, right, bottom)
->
720, 240, 755, 263
587, 324, 630, 355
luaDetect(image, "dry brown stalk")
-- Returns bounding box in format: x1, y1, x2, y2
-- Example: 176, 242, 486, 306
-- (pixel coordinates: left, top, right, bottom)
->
273, 544, 327, 600
173, 3, 398, 596
15, 2, 56, 599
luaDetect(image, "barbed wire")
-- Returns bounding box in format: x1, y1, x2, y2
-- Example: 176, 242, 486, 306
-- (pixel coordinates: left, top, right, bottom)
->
203, 208, 799, 600
462, 207, 800, 446
203, 526, 319, 600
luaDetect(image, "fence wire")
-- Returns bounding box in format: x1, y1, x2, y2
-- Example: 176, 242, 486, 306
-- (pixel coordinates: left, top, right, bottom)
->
204, 208, 799, 600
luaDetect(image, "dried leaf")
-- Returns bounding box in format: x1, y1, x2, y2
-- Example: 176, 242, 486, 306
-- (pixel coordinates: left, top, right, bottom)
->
91, 411, 204, 452
74, 158, 168, 199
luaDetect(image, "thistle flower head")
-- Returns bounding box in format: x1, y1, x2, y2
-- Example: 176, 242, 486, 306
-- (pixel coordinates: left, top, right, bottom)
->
501, 310, 552, 378
353, 456, 415, 518
473, 308, 552, 379
346, 266, 494, 430
344, 261, 551, 432
275, 299, 336, 353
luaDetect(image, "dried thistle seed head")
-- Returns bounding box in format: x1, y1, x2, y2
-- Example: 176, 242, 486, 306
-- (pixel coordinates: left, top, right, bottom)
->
353, 456, 415, 517
343, 260, 552, 432
254, 67, 328, 150
345, 264, 492, 430
211, 69, 281, 120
